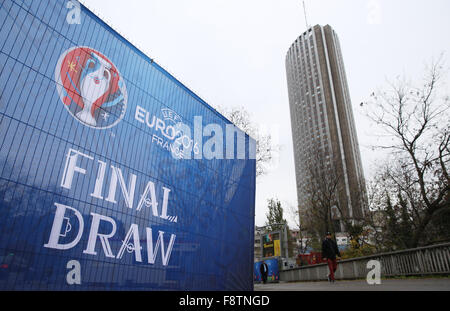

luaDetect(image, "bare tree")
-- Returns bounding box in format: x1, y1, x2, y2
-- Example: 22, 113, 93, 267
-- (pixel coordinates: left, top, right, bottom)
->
299, 142, 374, 251
216, 105, 279, 177
285, 201, 311, 254
363, 55, 450, 247
299, 145, 342, 239
360, 177, 391, 251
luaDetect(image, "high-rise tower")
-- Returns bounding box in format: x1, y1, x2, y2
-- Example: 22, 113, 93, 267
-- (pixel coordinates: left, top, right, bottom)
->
286, 25, 367, 232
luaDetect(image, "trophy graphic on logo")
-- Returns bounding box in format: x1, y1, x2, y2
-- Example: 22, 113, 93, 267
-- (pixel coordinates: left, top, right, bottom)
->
77, 53, 112, 126
55, 46, 127, 129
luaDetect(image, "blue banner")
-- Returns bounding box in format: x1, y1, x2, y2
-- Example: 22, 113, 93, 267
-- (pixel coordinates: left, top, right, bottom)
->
0, 0, 255, 290
254, 259, 279, 283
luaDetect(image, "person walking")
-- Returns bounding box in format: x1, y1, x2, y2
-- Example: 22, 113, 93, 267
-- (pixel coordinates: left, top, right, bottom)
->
259, 260, 269, 284
322, 232, 341, 283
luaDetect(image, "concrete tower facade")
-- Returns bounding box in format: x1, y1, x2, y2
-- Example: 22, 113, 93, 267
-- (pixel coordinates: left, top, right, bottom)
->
286, 25, 367, 231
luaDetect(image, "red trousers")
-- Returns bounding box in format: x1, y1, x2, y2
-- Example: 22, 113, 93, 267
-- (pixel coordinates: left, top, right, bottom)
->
327, 258, 338, 280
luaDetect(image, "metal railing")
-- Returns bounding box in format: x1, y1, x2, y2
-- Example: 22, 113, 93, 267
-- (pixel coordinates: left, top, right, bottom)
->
280, 242, 450, 282
376, 242, 450, 276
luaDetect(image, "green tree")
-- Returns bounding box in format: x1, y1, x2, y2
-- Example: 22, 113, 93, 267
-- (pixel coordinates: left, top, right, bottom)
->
265, 198, 287, 232
264, 198, 297, 257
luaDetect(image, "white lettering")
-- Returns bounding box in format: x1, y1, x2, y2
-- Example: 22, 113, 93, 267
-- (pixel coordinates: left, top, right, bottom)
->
160, 187, 172, 221
66, 260, 82, 285
146, 228, 176, 266
66, 0, 81, 25
44, 203, 84, 250
225, 124, 246, 160
203, 124, 223, 159
105, 165, 137, 209
61, 148, 93, 190
136, 181, 159, 215
366, 260, 381, 285
83, 213, 117, 258
90, 160, 107, 199
135, 105, 146, 124
116, 223, 142, 262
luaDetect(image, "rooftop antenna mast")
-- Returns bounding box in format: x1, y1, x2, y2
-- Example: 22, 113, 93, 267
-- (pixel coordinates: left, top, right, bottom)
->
302, 1, 310, 30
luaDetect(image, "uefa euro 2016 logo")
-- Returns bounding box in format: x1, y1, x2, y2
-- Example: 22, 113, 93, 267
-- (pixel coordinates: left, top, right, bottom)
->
55, 46, 127, 129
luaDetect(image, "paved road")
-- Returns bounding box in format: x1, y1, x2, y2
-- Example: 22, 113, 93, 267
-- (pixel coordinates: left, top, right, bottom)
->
254, 278, 450, 291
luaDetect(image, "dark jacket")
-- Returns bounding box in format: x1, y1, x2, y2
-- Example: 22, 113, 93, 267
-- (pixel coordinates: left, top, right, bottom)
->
321, 238, 341, 260
259, 262, 268, 276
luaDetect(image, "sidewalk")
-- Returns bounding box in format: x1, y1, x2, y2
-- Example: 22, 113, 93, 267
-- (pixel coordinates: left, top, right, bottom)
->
254, 278, 450, 291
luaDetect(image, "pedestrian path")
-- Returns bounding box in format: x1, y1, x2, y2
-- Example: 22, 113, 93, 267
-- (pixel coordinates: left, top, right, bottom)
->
254, 278, 450, 291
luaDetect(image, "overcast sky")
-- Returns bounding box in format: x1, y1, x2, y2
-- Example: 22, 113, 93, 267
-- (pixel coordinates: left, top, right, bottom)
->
80, 0, 450, 227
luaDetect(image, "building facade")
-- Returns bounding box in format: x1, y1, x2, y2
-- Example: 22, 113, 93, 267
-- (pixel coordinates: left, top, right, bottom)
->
285, 25, 367, 231
254, 226, 264, 261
